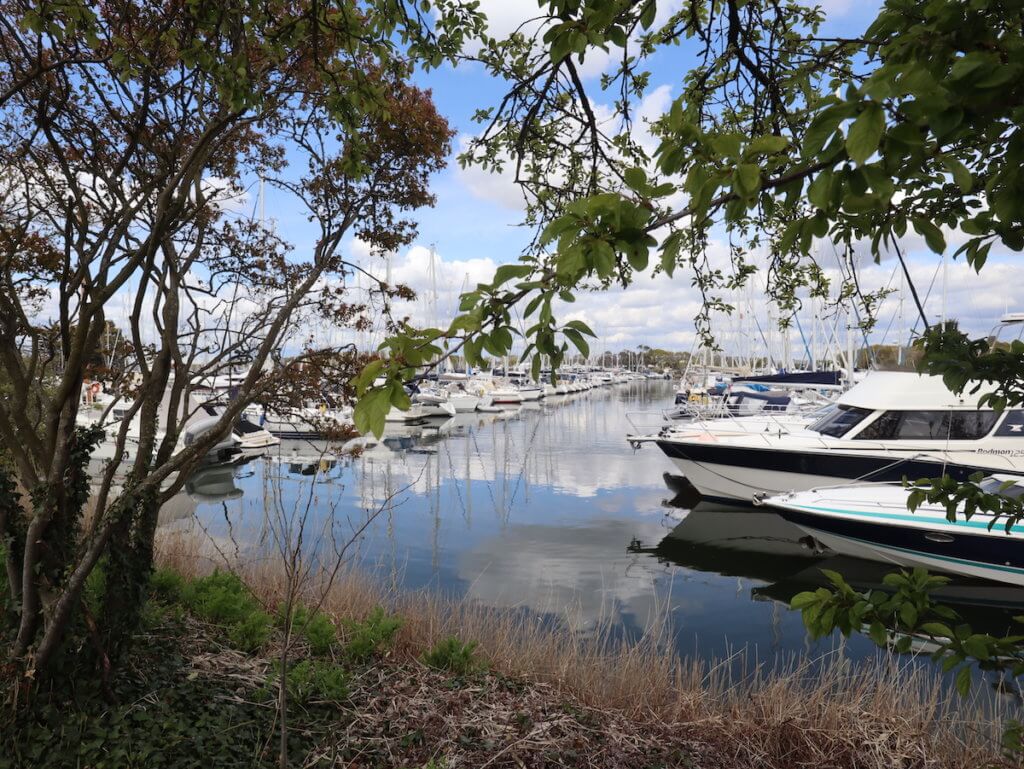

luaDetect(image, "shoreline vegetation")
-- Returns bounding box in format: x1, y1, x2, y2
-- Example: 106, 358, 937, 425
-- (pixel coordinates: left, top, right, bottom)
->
9, 528, 1004, 769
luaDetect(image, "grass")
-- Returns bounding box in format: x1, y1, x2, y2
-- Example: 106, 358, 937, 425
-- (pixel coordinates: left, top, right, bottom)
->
154, 528, 1009, 769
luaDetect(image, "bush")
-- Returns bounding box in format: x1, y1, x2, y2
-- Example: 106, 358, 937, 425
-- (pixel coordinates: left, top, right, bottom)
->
273, 659, 349, 704
228, 611, 272, 652
421, 637, 479, 675
276, 603, 337, 656
182, 570, 254, 624
301, 612, 336, 655
150, 568, 185, 602
342, 607, 402, 662
181, 570, 271, 651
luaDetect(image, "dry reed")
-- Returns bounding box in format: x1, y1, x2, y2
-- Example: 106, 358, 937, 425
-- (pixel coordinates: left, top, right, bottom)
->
155, 527, 1011, 769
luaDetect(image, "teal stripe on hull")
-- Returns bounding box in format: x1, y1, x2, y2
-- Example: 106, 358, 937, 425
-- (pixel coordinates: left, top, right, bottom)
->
789, 502, 1012, 535
800, 526, 1024, 578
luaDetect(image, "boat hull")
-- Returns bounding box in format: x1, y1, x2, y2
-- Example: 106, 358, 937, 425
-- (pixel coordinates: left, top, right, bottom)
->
656, 440, 1001, 505
774, 505, 1024, 587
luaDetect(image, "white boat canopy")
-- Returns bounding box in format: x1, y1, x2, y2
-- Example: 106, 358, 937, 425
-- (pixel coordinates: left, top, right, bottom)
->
837, 372, 996, 412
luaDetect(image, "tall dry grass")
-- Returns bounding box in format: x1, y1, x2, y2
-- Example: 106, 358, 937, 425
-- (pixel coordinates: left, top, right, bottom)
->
155, 527, 1010, 769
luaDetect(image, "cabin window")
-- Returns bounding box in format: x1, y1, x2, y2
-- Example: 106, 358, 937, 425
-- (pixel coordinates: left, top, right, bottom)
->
995, 410, 1024, 437
809, 405, 872, 437
854, 410, 999, 440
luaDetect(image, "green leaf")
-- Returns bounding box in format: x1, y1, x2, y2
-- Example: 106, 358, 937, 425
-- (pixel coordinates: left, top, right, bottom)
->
550, 30, 572, 63
353, 387, 392, 438
746, 134, 790, 157
351, 359, 385, 394
962, 634, 991, 660
846, 102, 885, 165
912, 217, 946, 254
493, 326, 514, 351
807, 170, 833, 210
448, 314, 481, 334
919, 622, 954, 638
734, 164, 761, 197
639, 0, 656, 30
790, 591, 820, 610
941, 156, 973, 194
954, 665, 972, 697
564, 319, 596, 337
564, 328, 590, 358
867, 621, 888, 646
493, 263, 533, 286
623, 167, 647, 192
802, 104, 853, 158
591, 239, 616, 277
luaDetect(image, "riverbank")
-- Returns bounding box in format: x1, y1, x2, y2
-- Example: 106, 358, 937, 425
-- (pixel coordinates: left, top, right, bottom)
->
6, 529, 1006, 768
156, 530, 1007, 768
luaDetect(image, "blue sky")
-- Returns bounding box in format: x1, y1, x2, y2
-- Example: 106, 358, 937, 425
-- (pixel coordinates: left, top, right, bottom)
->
252, 0, 1020, 359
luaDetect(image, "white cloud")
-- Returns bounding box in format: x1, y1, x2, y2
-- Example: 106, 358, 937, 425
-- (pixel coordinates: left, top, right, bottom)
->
462, 0, 616, 79
453, 135, 527, 211
355, 234, 1024, 360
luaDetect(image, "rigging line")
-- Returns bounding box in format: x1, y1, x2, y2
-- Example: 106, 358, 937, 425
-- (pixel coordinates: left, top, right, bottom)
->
832, 242, 877, 368
892, 239, 930, 331
793, 313, 813, 368
874, 263, 903, 348
909, 258, 943, 339
748, 288, 775, 367
506, 410, 545, 508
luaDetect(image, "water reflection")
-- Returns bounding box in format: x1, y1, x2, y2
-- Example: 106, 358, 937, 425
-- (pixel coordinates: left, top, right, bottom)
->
170, 380, 1024, 667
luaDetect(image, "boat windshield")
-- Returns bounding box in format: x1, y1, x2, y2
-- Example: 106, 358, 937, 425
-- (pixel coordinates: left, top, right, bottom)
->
809, 404, 872, 437
979, 477, 1024, 500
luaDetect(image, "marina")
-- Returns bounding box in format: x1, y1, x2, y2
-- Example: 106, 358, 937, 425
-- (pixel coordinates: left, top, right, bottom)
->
165, 377, 1024, 666
5, 1, 1024, 763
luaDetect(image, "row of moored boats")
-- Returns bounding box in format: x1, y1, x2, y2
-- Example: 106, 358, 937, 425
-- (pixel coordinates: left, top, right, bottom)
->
630, 315, 1024, 587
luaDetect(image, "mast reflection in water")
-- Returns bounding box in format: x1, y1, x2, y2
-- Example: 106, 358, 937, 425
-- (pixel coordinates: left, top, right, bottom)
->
164, 380, 1024, 668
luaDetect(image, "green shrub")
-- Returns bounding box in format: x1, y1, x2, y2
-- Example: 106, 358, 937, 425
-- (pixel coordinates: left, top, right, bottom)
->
421, 637, 479, 675
83, 558, 106, 616
150, 568, 185, 602
301, 612, 336, 655
182, 570, 271, 651
182, 570, 254, 624
276, 603, 337, 655
342, 607, 402, 662
273, 659, 349, 704
228, 611, 272, 652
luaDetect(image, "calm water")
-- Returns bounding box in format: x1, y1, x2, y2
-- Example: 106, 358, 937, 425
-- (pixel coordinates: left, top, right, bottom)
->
163, 380, 1024, 669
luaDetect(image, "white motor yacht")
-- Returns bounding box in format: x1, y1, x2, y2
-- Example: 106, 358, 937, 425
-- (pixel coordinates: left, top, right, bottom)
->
647, 372, 1024, 505
490, 387, 524, 405
249, 404, 353, 438
84, 385, 242, 470
200, 404, 279, 449
414, 383, 483, 413
518, 385, 543, 401
760, 475, 1024, 587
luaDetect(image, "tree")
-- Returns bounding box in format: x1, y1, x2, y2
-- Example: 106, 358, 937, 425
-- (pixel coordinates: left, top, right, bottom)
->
0, 0, 471, 684
355, 0, 1022, 432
